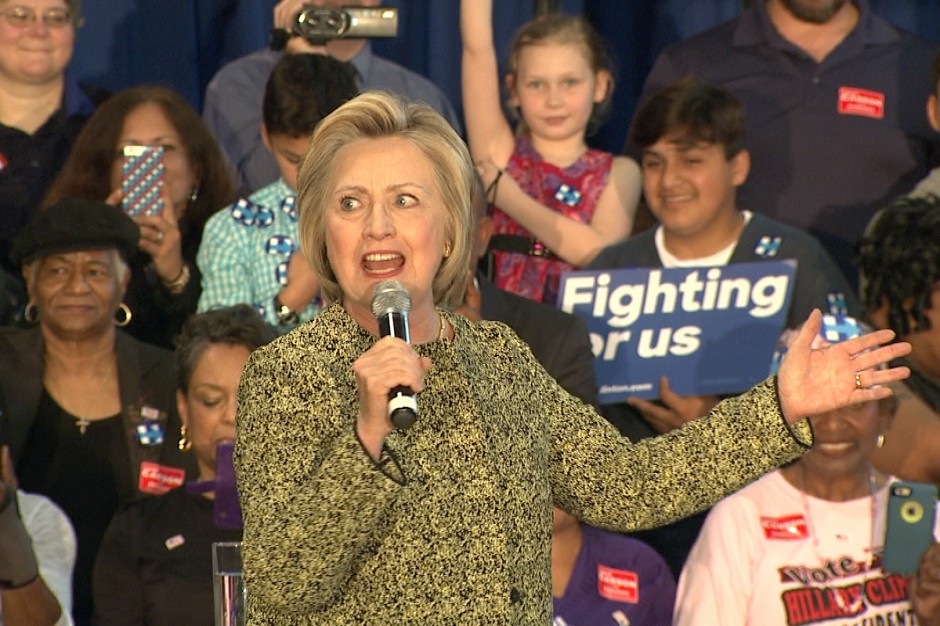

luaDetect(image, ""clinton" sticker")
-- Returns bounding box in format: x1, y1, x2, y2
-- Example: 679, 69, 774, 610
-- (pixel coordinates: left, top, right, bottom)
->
761, 514, 809, 540
837, 87, 885, 119
139, 461, 185, 495
598, 564, 639, 603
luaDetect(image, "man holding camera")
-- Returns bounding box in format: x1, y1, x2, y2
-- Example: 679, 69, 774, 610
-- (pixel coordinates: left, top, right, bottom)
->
203, 0, 461, 194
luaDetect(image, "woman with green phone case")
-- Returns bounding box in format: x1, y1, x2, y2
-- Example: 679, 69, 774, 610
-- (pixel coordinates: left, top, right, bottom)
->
675, 320, 932, 625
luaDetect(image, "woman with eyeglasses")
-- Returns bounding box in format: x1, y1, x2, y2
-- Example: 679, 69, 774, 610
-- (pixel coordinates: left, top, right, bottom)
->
43, 85, 236, 349
0, 0, 106, 303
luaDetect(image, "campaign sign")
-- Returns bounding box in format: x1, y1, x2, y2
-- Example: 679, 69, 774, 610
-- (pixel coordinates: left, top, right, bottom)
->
558, 261, 796, 403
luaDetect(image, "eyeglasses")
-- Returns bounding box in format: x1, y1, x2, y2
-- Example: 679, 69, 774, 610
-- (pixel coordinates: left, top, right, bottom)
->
0, 6, 77, 29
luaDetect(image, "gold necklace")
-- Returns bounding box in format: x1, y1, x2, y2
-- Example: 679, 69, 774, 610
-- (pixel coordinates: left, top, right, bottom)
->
44, 356, 118, 435
437, 311, 447, 342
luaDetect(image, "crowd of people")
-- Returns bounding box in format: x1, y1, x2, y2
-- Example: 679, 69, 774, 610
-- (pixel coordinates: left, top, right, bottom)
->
0, 1, 937, 625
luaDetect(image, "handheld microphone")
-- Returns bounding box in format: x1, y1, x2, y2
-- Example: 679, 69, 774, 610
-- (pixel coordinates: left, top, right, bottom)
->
371, 279, 418, 429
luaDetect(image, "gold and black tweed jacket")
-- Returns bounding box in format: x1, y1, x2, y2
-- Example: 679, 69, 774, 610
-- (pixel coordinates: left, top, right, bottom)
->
235, 304, 811, 625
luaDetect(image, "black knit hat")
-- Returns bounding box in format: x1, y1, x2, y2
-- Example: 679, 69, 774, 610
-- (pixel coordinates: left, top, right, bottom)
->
10, 198, 140, 267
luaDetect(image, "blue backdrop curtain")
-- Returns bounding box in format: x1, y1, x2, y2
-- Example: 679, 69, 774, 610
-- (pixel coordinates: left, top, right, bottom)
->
68, 1, 940, 155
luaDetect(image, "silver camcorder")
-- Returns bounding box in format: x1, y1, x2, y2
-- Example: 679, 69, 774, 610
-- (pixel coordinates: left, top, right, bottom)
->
293, 6, 398, 45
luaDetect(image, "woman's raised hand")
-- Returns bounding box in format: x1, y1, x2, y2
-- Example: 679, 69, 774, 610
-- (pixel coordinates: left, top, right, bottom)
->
132, 184, 185, 284
104, 184, 185, 285
776, 309, 911, 423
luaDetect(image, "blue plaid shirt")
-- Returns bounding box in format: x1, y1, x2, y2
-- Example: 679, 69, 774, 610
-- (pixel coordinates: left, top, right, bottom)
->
196, 178, 321, 328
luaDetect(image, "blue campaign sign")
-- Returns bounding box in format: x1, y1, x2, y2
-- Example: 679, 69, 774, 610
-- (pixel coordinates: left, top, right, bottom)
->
558, 261, 796, 403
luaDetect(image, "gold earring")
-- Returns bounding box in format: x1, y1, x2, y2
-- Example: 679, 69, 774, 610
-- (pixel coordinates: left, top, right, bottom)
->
443, 243, 452, 258
178, 425, 192, 452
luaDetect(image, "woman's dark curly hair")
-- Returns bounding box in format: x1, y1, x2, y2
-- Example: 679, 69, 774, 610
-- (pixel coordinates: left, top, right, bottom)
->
856, 194, 940, 336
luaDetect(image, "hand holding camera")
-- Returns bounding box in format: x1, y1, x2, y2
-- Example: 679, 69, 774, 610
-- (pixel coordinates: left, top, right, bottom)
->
271, 1, 398, 51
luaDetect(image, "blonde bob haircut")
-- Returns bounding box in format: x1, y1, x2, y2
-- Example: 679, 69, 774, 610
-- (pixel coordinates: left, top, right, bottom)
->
297, 91, 473, 307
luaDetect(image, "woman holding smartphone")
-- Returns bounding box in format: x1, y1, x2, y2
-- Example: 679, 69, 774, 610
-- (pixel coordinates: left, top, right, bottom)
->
43, 86, 236, 349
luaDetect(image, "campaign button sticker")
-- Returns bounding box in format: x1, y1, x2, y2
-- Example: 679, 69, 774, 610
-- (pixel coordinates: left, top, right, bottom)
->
837, 87, 885, 119
139, 461, 185, 495
135, 421, 164, 446
598, 564, 639, 604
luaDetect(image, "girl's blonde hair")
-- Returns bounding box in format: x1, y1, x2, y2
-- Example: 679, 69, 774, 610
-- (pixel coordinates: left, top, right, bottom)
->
506, 13, 615, 136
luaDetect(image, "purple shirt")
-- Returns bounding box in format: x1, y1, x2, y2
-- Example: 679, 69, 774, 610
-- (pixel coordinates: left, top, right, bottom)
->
553, 524, 676, 626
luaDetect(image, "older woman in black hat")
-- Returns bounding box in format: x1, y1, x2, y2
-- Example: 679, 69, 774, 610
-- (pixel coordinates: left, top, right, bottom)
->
0, 198, 195, 626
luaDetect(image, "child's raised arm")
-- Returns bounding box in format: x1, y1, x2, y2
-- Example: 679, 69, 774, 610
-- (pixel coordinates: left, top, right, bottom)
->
462, 2, 642, 268
460, 0, 516, 167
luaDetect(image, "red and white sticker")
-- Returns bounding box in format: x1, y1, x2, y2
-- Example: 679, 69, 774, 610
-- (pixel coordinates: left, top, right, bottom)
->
837, 87, 885, 119
597, 564, 639, 604
761, 514, 809, 540
139, 461, 185, 495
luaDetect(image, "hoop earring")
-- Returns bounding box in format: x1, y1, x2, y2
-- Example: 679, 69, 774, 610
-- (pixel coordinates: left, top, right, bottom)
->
23, 302, 39, 324
876, 433, 885, 448
114, 303, 132, 327
178, 425, 192, 452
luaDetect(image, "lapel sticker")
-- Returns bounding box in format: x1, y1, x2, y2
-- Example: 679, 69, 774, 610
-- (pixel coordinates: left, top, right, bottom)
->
136, 421, 164, 446
837, 87, 885, 119
554, 183, 582, 207
754, 236, 782, 257
598, 564, 639, 603
761, 514, 809, 539
826, 292, 848, 316
139, 461, 185, 495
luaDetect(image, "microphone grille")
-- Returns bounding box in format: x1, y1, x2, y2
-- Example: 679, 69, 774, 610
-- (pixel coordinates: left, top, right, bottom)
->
371, 279, 411, 316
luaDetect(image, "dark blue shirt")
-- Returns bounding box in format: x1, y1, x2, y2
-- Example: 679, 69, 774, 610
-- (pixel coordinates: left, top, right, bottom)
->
638, 0, 940, 283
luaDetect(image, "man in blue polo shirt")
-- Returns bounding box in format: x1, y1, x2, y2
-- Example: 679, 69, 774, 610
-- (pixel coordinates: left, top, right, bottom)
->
202, 0, 460, 194
638, 0, 939, 286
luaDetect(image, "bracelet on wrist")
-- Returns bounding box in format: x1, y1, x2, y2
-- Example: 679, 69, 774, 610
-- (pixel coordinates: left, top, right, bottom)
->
161, 263, 191, 295
273, 294, 300, 326
485, 168, 503, 205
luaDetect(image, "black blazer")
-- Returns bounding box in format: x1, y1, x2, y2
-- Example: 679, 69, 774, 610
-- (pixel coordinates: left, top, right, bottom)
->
0, 326, 195, 503
479, 273, 599, 407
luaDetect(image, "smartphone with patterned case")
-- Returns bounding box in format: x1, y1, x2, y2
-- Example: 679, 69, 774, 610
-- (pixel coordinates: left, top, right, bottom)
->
882, 480, 937, 575
121, 145, 165, 217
